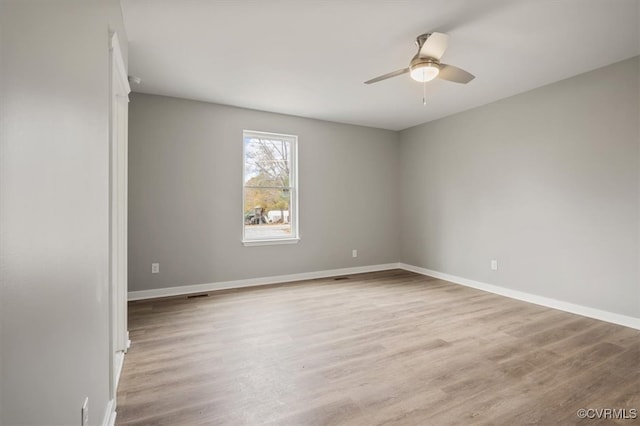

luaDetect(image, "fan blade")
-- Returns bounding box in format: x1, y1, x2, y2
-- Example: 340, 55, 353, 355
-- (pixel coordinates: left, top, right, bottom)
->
364, 68, 409, 84
438, 64, 475, 84
419, 32, 449, 60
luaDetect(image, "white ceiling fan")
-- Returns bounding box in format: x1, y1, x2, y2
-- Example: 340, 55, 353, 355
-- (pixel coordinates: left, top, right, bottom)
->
365, 32, 475, 85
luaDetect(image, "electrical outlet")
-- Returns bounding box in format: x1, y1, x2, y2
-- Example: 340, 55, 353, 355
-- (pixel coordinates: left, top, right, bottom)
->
81, 397, 88, 426
491, 260, 498, 271
151, 262, 160, 274
352, 249, 358, 258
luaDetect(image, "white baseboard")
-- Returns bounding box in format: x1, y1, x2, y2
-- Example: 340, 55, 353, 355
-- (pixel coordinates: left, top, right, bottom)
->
102, 398, 116, 426
128, 263, 401, 301
399, 263, 640, 331
127, 261, 639, 330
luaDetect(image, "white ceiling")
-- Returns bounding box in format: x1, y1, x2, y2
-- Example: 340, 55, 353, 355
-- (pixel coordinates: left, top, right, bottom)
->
121, 0, 640, 131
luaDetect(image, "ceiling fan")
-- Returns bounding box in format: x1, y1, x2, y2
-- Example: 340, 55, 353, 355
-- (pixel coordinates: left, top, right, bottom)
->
364, 32, 475, 85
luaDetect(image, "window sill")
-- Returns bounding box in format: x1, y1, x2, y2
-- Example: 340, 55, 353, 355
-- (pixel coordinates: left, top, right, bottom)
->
242, 238, 300, 247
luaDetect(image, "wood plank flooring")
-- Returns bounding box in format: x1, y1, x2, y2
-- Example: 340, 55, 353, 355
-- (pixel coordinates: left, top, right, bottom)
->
116, 270, 640, 425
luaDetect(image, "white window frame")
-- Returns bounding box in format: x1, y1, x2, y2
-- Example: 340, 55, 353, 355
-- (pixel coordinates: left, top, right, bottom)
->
242, 130, 299, 246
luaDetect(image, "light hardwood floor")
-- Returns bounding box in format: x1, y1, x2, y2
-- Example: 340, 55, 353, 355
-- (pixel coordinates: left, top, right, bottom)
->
116, 270, 639, 425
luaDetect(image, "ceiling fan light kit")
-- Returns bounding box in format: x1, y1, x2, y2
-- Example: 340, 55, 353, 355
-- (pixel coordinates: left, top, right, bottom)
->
409, 59, 440, 82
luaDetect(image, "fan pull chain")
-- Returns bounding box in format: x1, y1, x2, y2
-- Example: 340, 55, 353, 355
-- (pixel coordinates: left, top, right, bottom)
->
422, 81, 427, 105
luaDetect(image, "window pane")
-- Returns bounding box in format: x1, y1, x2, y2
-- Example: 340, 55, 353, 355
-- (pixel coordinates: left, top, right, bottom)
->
244, 187, 292, 240
242, 130, 297, 244
243, 137, 291, 187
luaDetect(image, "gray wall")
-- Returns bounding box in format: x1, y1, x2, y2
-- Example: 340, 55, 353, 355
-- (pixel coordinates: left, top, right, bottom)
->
0, 1, 127, 424
400, 56, 639, 318
128, 94, 400, 291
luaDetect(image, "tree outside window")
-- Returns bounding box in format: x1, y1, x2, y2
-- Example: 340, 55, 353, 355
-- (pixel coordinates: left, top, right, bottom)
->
243, 131, 298, 244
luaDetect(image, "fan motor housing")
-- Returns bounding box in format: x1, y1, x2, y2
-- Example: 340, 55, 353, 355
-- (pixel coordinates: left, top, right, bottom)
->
410, 57, 440, 71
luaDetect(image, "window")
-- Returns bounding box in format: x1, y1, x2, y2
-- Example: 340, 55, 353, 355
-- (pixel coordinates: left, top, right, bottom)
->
242, 130, 298, 245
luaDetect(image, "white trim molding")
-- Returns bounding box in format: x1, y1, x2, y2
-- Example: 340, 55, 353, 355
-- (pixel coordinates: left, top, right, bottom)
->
128, 263, 401, 301
115, 351, 125, 389
242, 237, 300, 246
101, 352, 124, 426
399, 263, 640, 331
109, 32, 131, 99
103, 399, 116, 426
